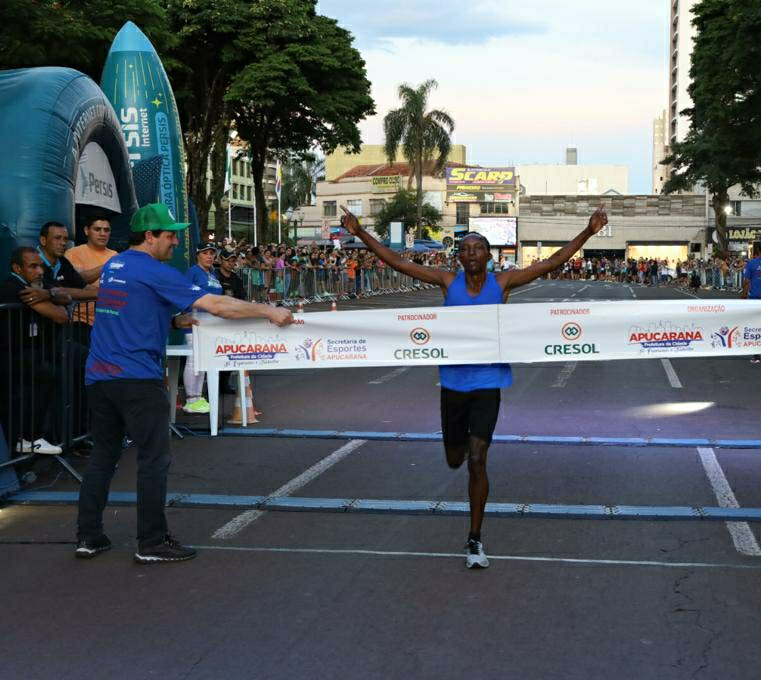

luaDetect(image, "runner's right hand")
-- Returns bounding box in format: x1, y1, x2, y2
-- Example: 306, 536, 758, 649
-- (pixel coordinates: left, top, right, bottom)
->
340, 206, 361, 235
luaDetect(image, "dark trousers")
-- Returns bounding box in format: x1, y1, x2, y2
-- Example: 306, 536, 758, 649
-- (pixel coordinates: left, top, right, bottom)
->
77, 379, 170, 546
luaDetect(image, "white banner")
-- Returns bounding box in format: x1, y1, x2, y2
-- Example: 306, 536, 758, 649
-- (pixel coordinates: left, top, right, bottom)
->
501, 300, 761, 362
194, 306, 501, 372
193, 301, 761, 372
76, 142, 121, 213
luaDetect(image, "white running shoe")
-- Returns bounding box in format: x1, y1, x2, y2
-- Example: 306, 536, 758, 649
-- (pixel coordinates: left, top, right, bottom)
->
16, 438, 63, 455
465, 538, 489, 569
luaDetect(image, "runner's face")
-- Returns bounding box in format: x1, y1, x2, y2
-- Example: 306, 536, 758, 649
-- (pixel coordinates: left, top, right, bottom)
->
458, 238, 489, 274
86, 220, 111, 249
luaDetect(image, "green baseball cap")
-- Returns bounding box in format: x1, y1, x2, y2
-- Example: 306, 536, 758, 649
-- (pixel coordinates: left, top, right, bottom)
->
130, 203, 190, 232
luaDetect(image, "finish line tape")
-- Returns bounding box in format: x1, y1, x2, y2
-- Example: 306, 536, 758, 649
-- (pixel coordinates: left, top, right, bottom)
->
193, 300, 761, 372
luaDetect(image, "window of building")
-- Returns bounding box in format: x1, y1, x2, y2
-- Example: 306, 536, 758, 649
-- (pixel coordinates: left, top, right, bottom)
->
246, 185, 252, 202
729, 200, 742, 216
370, 199, 386, 216
480, 202, 511, 215
455, 203, 470, 226
347, 199, 363, 216
323, 201, 337, 217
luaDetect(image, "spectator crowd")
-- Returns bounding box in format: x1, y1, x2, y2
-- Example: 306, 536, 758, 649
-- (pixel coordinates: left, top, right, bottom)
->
0, 217, 756, 474
547, 255, 749, 291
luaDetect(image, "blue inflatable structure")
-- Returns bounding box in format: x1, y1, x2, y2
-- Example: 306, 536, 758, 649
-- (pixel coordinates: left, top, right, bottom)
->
0, 67, 139, 267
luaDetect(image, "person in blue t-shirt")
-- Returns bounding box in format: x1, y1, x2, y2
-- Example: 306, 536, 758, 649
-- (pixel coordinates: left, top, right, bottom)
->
742, 242, 761, 363
341, 204, 608, 569
182, 243, 224, 414
76, 204, 293, 564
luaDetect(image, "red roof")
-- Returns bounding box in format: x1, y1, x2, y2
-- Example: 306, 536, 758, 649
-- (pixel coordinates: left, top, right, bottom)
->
333, 160, 469, 182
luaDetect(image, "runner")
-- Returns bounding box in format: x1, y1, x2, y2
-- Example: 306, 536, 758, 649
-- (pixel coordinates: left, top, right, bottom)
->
340, 204, 608, 568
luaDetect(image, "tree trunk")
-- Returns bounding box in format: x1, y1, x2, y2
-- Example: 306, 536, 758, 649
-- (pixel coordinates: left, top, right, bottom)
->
186, 136, 211, 234
209, 118, 230, 241
415, 153, 424, 239
711, 189, 729, 254
182, 70, 227, 235
250, 146, 268, 246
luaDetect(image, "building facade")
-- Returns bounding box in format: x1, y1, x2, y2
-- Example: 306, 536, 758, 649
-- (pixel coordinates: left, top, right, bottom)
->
652, 110, 669, 194
325, 144, 467, 182
668, 0, 699, 147
518, 194, 708, 266
300, 162, 518, 235
206, 146, 278, 240
516, 164, 629, 196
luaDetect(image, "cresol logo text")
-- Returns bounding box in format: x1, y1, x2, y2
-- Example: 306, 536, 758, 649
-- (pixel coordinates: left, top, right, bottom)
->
545, 322, 600, 356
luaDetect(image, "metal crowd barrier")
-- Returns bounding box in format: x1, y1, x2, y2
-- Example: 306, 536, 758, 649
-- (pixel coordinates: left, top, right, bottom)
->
237, 265, 437, 306
0, 302, 93, 484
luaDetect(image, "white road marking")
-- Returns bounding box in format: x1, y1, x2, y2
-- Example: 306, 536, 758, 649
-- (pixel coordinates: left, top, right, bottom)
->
660, 359, 683, 389
509, 283, 546, 296
552, 362, 578, 388
677, 288, 700, 299
190, 544, 761, 571
697, 447, 761, 557
626, 286, 636, 298
369, 367, 409, 385
212, 439, 367, 539
571, 284, 590, 298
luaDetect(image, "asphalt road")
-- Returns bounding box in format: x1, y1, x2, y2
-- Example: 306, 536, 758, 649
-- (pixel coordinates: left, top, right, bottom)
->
2, 278, 761, 680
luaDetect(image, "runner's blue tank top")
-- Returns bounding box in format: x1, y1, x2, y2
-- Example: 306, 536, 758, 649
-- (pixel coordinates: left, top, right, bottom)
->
439, 271, 513, 392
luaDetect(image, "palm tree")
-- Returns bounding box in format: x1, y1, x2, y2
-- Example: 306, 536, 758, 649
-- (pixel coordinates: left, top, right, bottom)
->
281, 152, 326, 210
384, 79, 454, 236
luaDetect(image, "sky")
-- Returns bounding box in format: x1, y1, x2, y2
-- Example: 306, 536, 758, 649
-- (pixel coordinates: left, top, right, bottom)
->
317, 0, 672, 194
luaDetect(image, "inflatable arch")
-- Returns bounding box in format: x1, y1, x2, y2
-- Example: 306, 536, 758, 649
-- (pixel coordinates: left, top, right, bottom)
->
0, 67, 138, 271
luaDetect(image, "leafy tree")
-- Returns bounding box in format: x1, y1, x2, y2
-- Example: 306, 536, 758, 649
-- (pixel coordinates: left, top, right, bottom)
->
281, 152, 325, 212
372, 189, 442, 239
0, 0, 169, 79
164, 0, 251, 235
227, 0, 375, 245
383, 79, 454, 237
663, 0, 761, 253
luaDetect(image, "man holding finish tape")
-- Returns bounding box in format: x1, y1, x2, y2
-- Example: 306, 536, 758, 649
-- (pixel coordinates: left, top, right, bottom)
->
76, 203, 293, 564
341, 204, 608, 569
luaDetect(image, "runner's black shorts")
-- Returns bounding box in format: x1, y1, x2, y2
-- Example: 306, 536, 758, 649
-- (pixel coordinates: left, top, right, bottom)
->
440, 386, 501, 448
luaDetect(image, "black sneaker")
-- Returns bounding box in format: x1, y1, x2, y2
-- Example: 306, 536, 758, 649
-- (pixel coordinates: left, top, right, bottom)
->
75, 534, 112, 559
134, 535, 196, 564
751, 356, 761, 364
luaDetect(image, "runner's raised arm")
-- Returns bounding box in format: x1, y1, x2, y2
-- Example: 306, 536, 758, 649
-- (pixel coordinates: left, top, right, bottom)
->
340, 206, 455, 289
497, 204, 608, 291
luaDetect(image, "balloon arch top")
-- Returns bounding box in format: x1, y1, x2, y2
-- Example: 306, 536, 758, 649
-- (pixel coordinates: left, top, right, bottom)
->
0, 22, 195, 277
